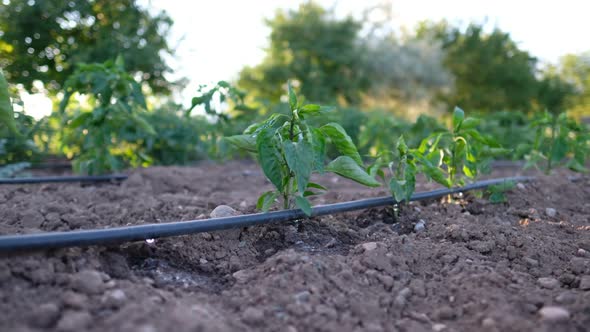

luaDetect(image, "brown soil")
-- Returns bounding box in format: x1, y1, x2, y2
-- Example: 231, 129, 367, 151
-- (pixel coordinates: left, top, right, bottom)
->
0, 161, 589, 332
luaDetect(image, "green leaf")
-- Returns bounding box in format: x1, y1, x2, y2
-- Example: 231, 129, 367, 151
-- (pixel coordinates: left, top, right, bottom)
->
0, 70, 18, 135
295, 195, 312, 216
69, 112, 93, 129
326, 156, 380, 187
283, 140, 313, 194
309, 128, 326, 172
321, 123, 363, 165
389, 179, 406, 203
298, 104, 333, 118
257, 191, 278, 212
453, 106, 465, 131
422, 164, 450, 188
464, 129, 500, 147
288, 81, 297, 111
225, 134, 257, 152
307, 182, 328, 191
132, 113, 156, 135
550, 132, 568, 162
461, 117, 480, 130
256, 128, 285, 192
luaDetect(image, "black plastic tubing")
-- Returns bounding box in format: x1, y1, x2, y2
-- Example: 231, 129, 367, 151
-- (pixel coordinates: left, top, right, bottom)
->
0, 176, 533, 253
0, 174, 128, 185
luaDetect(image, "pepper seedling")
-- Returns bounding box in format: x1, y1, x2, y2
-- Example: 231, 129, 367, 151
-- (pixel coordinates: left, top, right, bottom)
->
225, 82, 380, 215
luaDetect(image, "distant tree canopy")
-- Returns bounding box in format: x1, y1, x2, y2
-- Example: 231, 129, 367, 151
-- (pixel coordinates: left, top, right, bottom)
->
0, 0, 174, 94
416, 21, 540, 112
556, 53, 590, 115
238, 3, 368, 105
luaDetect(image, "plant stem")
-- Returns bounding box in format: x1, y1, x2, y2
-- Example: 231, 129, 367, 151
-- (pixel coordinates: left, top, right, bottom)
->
546, 115, 557, 175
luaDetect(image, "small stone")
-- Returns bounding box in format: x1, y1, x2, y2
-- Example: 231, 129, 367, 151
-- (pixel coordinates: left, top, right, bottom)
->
516, 183, 526, 190
62, 291, 88, 309
56, 311, 92, 332
414, 220, 426, 233
524, 257, 539, 267
232, 270, 252, 284
394, 287, 412, 308
294, 291, 311, 303
409, 279, 426, 297
555, 292, 577, 304
537, 277, 560, 289
199, 258, 208, 264
579, 276, 590, 290
70, 270, 104, 295
481, 317, 495, 327
362, 242, 378, 252
210, 205, 239, 218
242, 307, 264, 325
31, 303, 60, 328
101, 289, 127, 308
432, 323, 447, 331
433, 306, 455, 320
577, 249, 588, 257
538, 306, 570, 322
545, 208, 557, 218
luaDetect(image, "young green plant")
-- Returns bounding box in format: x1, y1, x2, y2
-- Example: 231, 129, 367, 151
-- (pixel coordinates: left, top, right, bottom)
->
524, 111, 589, 174
225, 82, 380, 216
59, 56, 155, 175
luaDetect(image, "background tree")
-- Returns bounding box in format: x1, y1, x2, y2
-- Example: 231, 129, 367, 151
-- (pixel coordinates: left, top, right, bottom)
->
417, 21, 539, 112
237, 2, 368, 105
0, 0, 175, 94
555, 53, 590, 117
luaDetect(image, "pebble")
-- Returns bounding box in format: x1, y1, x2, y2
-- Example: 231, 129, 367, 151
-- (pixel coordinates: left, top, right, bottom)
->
62, 291, 88, 309
555, 292, 578, 304
101, 289, 127, 308
31, 303, 60, 328
232, 270, 251, 283
433, 306, 456, 320
432, 323, 447, 331
394, 287, 412, 307
414, 220, 426, 233
481, 317, 496, 327
538, 306, 570, 322
545, 208, 557, 218
210, 205, 239, 218
56, 311, 92, 332
362, 242, 378, 252
577, 249, 588, 257
516, 183, 526, 190
524, 257, 539, 267
537, 277, 560, 289
70, 270, 105, 295
242, 307, 265, 325
579, 276, 590, 290
409, 279, 426, 297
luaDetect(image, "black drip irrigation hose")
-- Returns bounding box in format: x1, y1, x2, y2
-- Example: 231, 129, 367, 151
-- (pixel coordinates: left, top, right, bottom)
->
0, 174, 128, 185
0, 176, 534, 253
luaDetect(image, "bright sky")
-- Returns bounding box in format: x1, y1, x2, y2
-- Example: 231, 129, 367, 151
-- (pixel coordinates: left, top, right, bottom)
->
23, 0, 590, 118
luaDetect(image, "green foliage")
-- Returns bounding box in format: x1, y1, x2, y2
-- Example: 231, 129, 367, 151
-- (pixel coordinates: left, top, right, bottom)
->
59, 57, 155, 174
0, 70, 18, 135
417, 22, 539, 112
133, 105, 211, 165
226, 82, 379, 215
524, 111, 589, 174
416, 107, 503, 188
485, 180, 515, 204
0, 162, 30, 178
0, 0, 174, 94
237, 3, 368, 104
